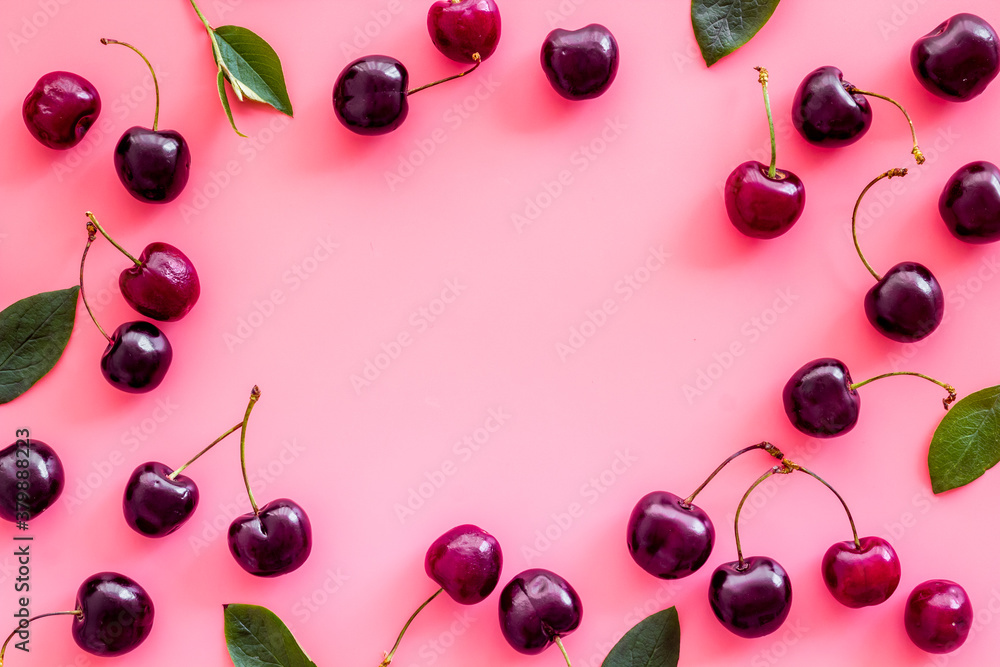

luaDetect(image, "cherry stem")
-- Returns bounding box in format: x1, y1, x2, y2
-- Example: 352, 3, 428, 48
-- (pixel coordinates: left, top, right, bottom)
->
553, 635, 573, 667
169, 421, 244, 480
682, 441, 782, 507
239, 386, 262, 515
782, 462, 860, 549
85, 211, 140, 267
845, 86, 924, 165
188, 0, 215, 35
850, 372, 957, 410
407, 53, 481, 96
0, 611, 83, 666
80, 221, 111, 343
733, 466, 788, 569
754, 66, 778, 179
851, 168, 908, 282
378, 587, 444, 667
101, 39, 160, 132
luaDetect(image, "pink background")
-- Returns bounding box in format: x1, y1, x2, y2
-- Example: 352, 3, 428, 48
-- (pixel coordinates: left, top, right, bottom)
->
3, 0, 1000, 665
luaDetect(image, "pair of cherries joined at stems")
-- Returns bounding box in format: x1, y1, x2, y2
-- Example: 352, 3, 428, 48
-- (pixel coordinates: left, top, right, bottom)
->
627, 442, 973, 653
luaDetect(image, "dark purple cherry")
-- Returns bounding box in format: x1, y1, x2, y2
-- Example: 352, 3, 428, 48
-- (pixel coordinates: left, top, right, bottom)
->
228, 498, 312, 577
333, 56, 409, 135
627, 491, 714, 579
22, 71, 101, 149
123, 462, 198, 537
708, 556, 792, 638
72, 572, 154, 656
541, 24, 619, 101
499, 568, 582, 656
428, 0, 501, 64
822, 536, 901, 608
783, 358, 859, 438
0, 439, 64, 522
426, 524, 503, 603
726, 162, 805, 239
904, 580, 973, 654
100, 321, 173, 393
792, 66, 872, 147
939, 161, 1000, 243
912, 13, 1000, 101
864, 261, 944, 342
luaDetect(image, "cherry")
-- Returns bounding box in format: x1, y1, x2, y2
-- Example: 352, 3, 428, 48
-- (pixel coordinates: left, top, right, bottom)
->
912, 13, 1000, 102
498, 568, 581, 663
822, 536, 900, 608
0, 439, 64, 522
86, 212, 199, 321
72, 573, 155, 656
541, 24, 619, 101
904, 580, 973, 654
103, 39, 190, 203
939, 161, 1000, 243
334, 54, 481, 135
100, 321, 173, 393
627, 491, 714, 579
428, 0, 501, 64
709, 556, 792, 638
426, 524, 503, 603
726, 67, 805, 239
22, 71, 101, 149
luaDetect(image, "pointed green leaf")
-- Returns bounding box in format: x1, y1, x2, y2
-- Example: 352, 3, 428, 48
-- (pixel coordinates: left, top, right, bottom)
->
929, 385, 1000, 493
0, 287, 79, 404
224, 604, 316, 667
602, 606, 680, 667
691, 0, 781, 67
217, 67, 248, 137
213, 25, 293, 116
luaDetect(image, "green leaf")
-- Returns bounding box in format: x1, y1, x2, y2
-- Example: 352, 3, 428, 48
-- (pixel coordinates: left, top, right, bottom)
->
602, 606, 680, 667
0, 287, 79, 405
929, 385, 1000, 493
213, 25, 293, 116
217, 67, 248, 138
224, 604, 317, 667
691, 0, 782, 67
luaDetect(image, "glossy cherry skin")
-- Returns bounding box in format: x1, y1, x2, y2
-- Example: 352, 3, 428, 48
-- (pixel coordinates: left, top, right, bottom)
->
911, 13, 1000, 101
114, 127, 191, 203
627, 491, 714, 579
821, 536, 901, 608
864, 262, 944, 342
119, 242, 200, 321
709, 556, 792, 639
333, 56, 409, 135
725, 161, 806, 239
72, 572, 154, 656
426, 524, 503, 603
23, 71, 101, 149
0, 440, 64, 522
939, 161, 1000, 243
541, 24, 619, 100
428, 0, 501, 64
904, 580, 973, 654
100, 321, 173, 393
792, 66, 872, 147
499, 568, 582, 654
123, 462, 199, 537
783, 358, 859, 438
228, 498, 312, 577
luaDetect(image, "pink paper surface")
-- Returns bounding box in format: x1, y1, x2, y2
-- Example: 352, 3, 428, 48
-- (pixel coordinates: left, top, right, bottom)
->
3, 1, 1000, 665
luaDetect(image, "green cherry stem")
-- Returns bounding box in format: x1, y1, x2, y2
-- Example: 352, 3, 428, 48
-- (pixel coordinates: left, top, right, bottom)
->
169, 421, 244, 480
239, 386, 262, 515
733, 465, 789, 569
553, 635, 573, 667
682, 441, 781, 507
188, 0, 215, 37
783, 462, 860, 549
754, 66, 778, 179
851, 168, 908, 282
378, 587, 444, 667
845, 86, 925, 165
100, 39, 160, 131
85, 211, 141, 267
80, 221, 111, 343
407, 53, 482, 96
0, 611, 83, 666
850, 372, 957, 410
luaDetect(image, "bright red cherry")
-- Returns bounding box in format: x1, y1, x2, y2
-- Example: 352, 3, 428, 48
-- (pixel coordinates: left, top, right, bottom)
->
904, 580, 973, 654
23, 71, 101, 149
425, 524, 503, 603
822, 536, 901, 608
428, 0, 501, 64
